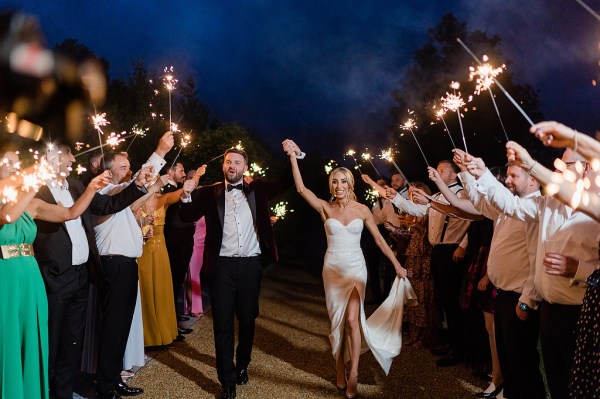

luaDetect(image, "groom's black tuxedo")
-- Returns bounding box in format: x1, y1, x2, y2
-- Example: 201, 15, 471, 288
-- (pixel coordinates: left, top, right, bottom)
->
179, 171, 292, 388
33, 178, 144, 399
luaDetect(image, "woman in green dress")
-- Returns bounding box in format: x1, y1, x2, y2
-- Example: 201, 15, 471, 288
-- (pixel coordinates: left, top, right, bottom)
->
0, 152, 109, 399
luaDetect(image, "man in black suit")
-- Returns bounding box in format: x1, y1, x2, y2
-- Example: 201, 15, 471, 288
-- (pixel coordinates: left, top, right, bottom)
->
179, 140, 303, 399
163, 162, 195, 332
33, 144, 149, 399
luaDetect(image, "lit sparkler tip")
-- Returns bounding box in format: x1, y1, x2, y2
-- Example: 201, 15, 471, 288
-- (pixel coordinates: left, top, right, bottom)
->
91, 112, 110, 131
76, 164, 87, 175
400, 118, 417, 131
234, 141, 244, 150
450, 81, 460, 90
361, 153, 371, 160
346, 149, 356, 156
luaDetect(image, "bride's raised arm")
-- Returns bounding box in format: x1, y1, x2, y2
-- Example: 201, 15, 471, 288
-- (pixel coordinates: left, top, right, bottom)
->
283, 141, 327, 218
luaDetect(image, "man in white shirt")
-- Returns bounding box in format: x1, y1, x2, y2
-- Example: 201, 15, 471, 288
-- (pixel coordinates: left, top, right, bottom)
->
94, 132, 173, 399
179, 140, 303, 399
386, 160, 469, 367
462, 143, 600, 399
33, 144, 149, 399
458, 158, 546, 399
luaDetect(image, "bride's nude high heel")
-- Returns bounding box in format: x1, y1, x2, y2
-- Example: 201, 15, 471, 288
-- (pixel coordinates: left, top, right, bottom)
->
345, 370, 358, 398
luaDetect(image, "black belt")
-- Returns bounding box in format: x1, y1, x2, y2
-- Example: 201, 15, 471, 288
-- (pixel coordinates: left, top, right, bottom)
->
100, 255, 136, 261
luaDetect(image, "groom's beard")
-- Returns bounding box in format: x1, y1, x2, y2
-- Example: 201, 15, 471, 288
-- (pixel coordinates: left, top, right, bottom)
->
224, 169, 243, 184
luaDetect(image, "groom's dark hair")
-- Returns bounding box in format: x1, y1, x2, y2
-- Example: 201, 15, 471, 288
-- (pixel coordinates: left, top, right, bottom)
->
224, 147, 248, 165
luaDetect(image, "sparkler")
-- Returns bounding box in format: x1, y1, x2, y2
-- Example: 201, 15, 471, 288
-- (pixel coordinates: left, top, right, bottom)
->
126, 123, 150, 152
469, 56, 509, 141
270, 201, 294, 220
379, 148, 411, 186
434, 106, 456, 149
456, 38, 535, 126
344, 149, 363, 173
170, 131, 192, 170
441, 90, 469, 153
106, 131, 126, 148
91, 110, 109, 165
361, 152, 383, 180
204, 141, 245, 164
75, 164, 87, 175
400, 116, 430, 167
162, 66, 178, 131
576, 0, 600, 23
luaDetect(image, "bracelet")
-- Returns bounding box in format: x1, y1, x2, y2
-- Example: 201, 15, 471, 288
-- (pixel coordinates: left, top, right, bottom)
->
526, 160, 537, 174
573, 130, 578, 153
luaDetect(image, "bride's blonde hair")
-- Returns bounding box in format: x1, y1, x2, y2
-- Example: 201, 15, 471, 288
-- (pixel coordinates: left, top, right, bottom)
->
328, 167, 357, 203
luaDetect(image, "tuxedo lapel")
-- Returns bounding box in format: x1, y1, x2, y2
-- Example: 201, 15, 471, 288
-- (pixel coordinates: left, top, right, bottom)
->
215, 182, 225, 229
38, 185, 58, 205
245, 185, 257, 223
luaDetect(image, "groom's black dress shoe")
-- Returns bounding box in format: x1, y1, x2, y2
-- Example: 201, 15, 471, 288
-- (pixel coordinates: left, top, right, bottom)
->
236, 368, 249, 385
221, 386, 236, 399
96, 391, 121, 399
236, 369, 248, 385
115, 381, 143, 396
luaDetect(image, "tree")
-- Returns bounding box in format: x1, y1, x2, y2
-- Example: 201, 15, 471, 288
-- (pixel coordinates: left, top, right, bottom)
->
389, 13, 550, 183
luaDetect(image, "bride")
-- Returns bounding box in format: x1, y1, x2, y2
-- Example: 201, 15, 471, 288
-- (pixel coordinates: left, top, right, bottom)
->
284, 142, 413, 398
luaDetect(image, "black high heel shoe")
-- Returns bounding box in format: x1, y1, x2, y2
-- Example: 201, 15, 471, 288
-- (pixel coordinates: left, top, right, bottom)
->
475, 383, 504, 398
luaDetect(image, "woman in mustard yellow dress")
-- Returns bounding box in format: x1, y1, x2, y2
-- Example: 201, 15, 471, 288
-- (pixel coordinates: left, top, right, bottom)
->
138, 199, 179, 347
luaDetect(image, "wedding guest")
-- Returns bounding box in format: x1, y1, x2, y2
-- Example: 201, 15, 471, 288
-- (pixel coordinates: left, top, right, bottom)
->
0, 147, 110, 399
33, 144, 148, 399
461, 142, 600, 399
93, 132, 173, 399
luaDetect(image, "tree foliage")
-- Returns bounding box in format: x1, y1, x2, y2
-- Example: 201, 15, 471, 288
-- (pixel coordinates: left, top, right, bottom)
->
389, 13, 551, 183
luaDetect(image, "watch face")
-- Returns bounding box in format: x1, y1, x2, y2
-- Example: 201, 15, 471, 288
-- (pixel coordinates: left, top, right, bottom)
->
519, 303, 528, 311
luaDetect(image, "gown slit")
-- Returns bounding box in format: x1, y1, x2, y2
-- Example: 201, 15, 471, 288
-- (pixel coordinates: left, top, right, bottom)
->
322, 218, 417, 375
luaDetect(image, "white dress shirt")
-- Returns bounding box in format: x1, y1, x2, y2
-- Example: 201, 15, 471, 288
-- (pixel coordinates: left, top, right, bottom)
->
475, 169, 600, 305
460, 171, 541, 308
391, 182, 469, 248
219, 181, 261, 257
93, 152, 165, 258
49, 180, 90, 265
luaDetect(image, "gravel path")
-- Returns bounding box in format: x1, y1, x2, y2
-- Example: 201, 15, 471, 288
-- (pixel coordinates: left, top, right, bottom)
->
131, 263, 488, 398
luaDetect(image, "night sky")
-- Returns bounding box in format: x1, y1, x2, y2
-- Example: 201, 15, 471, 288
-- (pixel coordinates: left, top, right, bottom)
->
7, 0, 600, 155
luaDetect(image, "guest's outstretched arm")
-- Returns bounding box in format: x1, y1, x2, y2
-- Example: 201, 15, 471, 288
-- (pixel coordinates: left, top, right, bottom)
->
530, 121, 600, 161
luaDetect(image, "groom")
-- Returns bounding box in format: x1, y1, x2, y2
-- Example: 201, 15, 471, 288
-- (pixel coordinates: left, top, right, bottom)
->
179, 140, 303, 399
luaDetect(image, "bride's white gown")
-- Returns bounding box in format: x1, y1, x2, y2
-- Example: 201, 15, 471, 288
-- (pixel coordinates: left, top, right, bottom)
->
323, 218, 417, 375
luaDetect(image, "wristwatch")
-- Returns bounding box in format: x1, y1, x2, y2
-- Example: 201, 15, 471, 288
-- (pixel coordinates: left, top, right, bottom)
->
519, 302, 529, 312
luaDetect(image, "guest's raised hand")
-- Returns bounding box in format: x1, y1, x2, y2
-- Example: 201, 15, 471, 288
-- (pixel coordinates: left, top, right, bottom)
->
156, 131, 175, 157
194, 165, 207, 182
411, 187, 429, 205
465, 156, 486, 179
530, 121, 577, 148
427, 166, 441, 183
385, 186, 397, 200
134, 166, 154, 187
182, 178, 197, 194
88, 170, 111, 190
361, 174, 374, 185
452, 149, 468, 172
506, 141, 534, 170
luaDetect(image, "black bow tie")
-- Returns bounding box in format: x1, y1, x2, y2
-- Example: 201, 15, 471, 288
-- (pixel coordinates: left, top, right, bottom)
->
227, 183, 243, 192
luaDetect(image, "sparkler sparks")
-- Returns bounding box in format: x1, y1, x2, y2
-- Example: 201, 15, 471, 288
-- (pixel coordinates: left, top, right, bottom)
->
469, 56, 510, 141
106, 132, 126, 148
245, 163, 267, 178
270, 201, 293, 220
400, 114, 430, 167
364, 188, 380, 205
379, 148, 411, 186
457, 38, 535, 127
162, 66, 178, 130
344, 149, 363, 173
75, 164, 87, 175
325, 160, 338, 175
441, 91, 469, 153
